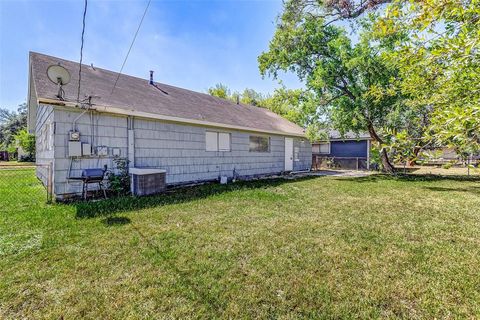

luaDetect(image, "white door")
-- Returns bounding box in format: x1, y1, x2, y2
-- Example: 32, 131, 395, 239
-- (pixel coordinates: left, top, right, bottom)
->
285, 137, 293, 171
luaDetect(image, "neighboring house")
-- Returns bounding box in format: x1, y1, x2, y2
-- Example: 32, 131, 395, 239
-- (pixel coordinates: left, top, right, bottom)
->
27, 52, 311, 200
312, 131, 372, 170
419, 147, 480, 165
0, 151, 8, 161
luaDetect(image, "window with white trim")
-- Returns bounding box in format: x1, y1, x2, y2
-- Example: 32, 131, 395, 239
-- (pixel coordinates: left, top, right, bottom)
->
218, 133, 231, 151
313, 142, 330, 154
206, 131, 231, 152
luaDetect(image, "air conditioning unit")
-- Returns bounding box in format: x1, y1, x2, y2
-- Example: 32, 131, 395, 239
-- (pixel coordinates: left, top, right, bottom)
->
130, 168, 166, 196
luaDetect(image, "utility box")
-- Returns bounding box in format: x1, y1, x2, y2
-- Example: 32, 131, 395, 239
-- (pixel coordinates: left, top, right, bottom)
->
97, 146, 108, 157
69, 131, 80, 141
82, 143, 92, 156
130, 168, 166, 196
112, 148, 121, 157
68, 141, 82, 157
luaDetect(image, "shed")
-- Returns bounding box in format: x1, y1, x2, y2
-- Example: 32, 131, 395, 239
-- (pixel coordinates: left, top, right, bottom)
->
27, 52, 311, 200
312, 131, 371, 170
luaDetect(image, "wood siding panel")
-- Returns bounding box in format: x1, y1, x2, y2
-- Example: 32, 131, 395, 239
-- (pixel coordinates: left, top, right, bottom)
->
46, 106, 311, 199
35, 104, 54, 187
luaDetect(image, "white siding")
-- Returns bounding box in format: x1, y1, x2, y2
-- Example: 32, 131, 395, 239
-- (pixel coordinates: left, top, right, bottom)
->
41, 104, 312, 199
35, 104, 54, 187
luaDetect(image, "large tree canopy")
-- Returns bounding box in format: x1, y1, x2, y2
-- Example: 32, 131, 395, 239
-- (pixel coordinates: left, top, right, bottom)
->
259, 0, 480, 171
283, 0, 391, 23
259, 2, 404, 172
377, 0, 480, 155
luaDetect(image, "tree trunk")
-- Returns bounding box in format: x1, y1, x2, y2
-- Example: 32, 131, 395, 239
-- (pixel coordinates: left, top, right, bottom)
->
380, 147, 395, 174
367, 123, 395, 174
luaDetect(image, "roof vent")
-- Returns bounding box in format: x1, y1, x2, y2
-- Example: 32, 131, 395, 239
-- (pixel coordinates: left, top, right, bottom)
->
149, 70, 154, 85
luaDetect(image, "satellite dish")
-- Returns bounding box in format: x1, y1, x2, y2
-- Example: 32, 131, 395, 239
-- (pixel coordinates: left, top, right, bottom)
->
47, 64, 71, 85
47, 64, 70, 100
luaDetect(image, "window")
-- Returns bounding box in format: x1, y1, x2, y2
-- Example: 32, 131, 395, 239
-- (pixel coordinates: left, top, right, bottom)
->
206, 132, 218, 151
249, 135, 270, 152
313, 142, 330, 154
294, 147, 300, 161
206, 131, 230, 152
218, 133, 230, 151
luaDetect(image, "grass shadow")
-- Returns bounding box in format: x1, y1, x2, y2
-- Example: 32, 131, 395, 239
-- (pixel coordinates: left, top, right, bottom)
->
423, 186, 480, 195
101, 216, 131, 226
75, 175, 321, 219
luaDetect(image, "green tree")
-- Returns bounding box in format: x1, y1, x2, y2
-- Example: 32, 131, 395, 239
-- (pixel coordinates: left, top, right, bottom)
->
259, 3, 403, 173
0, 103, 27, 149
13, 129, 36, 160
282, 1, 391, 22
207, 84, 266, 106
305, 121, 329, 142
207, 83, 231, 100
207, 83, 323, 139
263, 87, 319, 128
386, 129, 419, 172
238, 88, 266, 106
377, 0, 480, 154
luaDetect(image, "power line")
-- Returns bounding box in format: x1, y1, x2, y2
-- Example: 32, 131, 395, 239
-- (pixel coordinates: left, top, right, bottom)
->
110, 0, 152, 95
77, 0, 88, 103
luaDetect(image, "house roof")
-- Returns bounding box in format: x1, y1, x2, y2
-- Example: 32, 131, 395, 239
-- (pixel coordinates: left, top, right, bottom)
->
313, 130, 371, 142
28, 52, 305, 137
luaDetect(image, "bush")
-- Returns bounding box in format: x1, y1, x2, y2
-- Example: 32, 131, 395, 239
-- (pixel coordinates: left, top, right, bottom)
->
369, 146, 382, 171
18, 154, 35, 162
107, 158, 130, 196
14, 130, 35, 158
442, 162, 453, 169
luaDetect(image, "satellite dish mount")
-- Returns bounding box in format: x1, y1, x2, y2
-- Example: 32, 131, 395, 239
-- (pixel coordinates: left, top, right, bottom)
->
47, 64, 71, 101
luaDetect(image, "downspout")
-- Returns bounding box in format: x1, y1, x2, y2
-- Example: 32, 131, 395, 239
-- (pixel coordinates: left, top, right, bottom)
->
127, 116, 135, 168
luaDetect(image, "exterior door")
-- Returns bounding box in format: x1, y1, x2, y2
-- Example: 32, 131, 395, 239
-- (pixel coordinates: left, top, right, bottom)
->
285, 137, 293, 171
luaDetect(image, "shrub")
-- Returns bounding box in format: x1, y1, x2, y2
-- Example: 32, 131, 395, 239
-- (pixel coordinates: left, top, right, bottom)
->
442, 162, 453, 169
107, 158, 130, 196
19, 154, 35, 162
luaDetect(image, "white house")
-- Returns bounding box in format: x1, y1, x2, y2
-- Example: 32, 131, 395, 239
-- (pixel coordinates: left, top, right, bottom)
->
28, 52, 311, 200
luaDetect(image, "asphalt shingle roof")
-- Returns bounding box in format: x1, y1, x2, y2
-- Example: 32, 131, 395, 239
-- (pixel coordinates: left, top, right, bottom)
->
29, 52, 305, 136
328, 130, 371, 140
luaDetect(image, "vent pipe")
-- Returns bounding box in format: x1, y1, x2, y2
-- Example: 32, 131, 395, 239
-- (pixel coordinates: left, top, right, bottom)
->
149, 70, 154, 85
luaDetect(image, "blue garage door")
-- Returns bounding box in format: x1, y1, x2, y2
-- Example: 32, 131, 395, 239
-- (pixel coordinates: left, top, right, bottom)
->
330, 140, 368, 158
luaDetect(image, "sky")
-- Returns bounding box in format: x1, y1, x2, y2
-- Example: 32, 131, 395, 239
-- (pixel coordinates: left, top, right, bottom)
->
0, 0, 303, 111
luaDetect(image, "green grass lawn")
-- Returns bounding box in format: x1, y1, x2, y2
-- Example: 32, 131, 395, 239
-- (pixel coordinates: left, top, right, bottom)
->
1, 168, 479, 319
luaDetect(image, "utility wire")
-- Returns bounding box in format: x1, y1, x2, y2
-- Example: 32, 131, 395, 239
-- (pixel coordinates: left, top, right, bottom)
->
110, 0, 152, 95
77, 0, 88, 103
